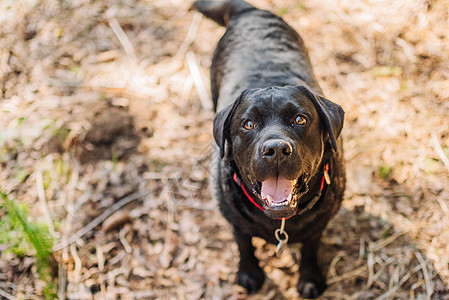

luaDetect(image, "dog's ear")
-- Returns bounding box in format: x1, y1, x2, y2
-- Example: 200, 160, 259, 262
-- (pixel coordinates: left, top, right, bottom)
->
314, 95, 344, 151
213, 92, 247, 158
294, 86, 344, 152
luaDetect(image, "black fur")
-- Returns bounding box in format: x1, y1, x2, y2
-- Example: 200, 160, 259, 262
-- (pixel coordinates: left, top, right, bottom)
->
193, 0, 346, 298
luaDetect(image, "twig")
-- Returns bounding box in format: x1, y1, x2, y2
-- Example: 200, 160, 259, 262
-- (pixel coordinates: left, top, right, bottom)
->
70, 243, 82, 283
415, 251, 434, 300
0, 288, 14, 300
327, 265, 367, 284
119, 225, 133, 254
380, 268, 414, 299
96, 245, 105, 271
172, 202, 215, 211
369, 230, 408, 252
358, 237, 365, 262
366, 252, 375, 287
431, 132, 449, 172
367, 259, 386, 290
176, 13, 202, 59
108, 18, 136, 61
58, 262, 67, 300
378, 266, 400, 300
186, 51, 212, 111
53, 190, 153, 251
411, 273, 438, 291
328, 251, 344, 279
378, 268, 406, 300
436, 196, 449, 215
35, 169, 57, 238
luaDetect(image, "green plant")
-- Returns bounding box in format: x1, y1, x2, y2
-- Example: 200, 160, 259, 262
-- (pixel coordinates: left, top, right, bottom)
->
277, 7, 288, 16
0, 190, 57, 299
379, 162, 393, 179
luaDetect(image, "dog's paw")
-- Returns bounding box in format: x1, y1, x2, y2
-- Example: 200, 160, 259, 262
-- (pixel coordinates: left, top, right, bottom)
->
297, 277, 326, 299
237, 266, 265, 294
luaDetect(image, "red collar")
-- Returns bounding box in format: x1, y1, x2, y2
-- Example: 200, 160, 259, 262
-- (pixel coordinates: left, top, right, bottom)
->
233, 164, 330, 217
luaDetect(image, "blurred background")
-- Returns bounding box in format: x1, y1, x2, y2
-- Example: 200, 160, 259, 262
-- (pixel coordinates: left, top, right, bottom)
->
0, 0, 448, 299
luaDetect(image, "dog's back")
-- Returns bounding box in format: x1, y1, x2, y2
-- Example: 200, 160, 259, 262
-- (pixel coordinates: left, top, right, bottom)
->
194, 0, 322, 111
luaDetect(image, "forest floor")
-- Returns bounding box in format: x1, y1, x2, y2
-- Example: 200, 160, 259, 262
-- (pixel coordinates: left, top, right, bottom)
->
1, 0, 449, 299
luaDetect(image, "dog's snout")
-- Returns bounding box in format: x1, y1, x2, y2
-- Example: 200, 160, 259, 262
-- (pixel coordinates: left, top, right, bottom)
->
262, 139, 293, 160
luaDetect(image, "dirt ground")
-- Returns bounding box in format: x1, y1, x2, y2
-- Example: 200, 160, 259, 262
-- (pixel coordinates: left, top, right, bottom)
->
1, 0, 449, 299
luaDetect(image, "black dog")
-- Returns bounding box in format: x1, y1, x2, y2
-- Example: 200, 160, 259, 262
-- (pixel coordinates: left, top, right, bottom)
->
193, 0, 345, 298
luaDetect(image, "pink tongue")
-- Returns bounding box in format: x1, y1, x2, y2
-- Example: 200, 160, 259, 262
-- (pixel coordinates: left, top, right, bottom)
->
261, 176, 293, 203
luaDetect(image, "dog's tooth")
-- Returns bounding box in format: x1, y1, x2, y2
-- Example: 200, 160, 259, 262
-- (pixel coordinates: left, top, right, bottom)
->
287, 193, 292, 202
270, 200, 289, 207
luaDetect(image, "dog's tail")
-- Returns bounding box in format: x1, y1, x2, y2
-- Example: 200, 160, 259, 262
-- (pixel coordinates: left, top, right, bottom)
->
191, 0, 255, 27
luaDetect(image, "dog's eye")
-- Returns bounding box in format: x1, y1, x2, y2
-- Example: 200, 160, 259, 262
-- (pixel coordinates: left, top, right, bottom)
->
294, 115, 307, 125
243, 120, 255, 130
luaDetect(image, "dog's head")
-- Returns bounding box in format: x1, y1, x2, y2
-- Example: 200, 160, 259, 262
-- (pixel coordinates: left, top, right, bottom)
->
214, 85, 344, 219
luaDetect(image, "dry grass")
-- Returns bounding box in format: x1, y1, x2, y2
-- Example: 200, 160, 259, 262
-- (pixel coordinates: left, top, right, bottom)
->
0, 0, 448, 299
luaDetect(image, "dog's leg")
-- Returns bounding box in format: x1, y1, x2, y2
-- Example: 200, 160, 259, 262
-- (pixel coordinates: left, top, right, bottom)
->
233, 229, 265, 293
298, 234, 327, 298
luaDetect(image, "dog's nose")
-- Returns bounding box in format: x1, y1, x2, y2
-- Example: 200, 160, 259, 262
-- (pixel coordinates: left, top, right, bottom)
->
262, 139, 293, 161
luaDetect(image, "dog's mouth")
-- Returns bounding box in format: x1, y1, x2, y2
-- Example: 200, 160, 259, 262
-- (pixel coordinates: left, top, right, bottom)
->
252, 174, 308, 219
